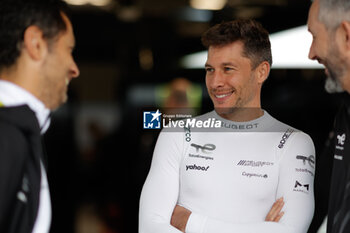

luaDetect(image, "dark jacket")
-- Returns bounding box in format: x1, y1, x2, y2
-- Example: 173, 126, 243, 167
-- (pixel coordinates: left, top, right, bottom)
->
328, 93, 350, 233
0, 105, 45, 233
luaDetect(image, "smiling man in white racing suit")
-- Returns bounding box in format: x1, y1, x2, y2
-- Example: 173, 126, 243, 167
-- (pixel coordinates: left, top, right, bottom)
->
139, 19, 315, 233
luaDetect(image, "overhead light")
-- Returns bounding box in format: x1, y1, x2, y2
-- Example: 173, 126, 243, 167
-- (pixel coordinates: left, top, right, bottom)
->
64, 0, 87, 5
180, 25, 323, 69
89, 0, 112, 7
64, 0, 112, 7
190, 0, 227, 10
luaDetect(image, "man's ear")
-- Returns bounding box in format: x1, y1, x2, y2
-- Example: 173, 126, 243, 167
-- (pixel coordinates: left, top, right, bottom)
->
256, 61, 270, 84
22, 25, 48, 61
339, 21, 350, 51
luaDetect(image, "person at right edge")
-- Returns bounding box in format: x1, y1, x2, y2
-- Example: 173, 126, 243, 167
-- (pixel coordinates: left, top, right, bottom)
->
308, 0, 350, 232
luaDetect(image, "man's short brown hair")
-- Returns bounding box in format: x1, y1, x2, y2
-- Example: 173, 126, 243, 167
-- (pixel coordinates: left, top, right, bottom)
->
201, 19, 272, 69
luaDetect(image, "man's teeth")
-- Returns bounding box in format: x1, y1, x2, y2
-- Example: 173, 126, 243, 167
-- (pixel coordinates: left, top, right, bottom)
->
215, 93, 231, 98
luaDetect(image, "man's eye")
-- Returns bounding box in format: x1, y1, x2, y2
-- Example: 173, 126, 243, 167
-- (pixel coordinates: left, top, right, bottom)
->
224, 67, 234, 71
205, 67, 214, 72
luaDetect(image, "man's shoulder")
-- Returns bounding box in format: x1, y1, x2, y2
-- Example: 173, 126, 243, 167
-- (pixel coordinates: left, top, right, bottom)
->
0, 118, 24, 137
267, 113, 314, 150
0, 105, 39, 133
0, 106, 29, 139
0, 117, 30, 161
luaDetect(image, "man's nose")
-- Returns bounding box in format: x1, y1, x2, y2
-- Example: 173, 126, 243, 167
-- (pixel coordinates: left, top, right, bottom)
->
308, 43, 316, 60
211, 71, 225, 88
70, 61, 80, 78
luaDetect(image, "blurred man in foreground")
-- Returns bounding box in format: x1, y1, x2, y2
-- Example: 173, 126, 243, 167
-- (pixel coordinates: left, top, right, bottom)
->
0, 0, 79, 232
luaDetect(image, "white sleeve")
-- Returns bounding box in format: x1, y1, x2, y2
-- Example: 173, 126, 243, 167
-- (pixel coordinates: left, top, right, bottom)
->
139, 130, 184, 233
185, 132, 315, 233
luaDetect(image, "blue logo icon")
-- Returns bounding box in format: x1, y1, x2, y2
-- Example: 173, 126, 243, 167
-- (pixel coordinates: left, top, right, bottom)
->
143, 109, 162, 129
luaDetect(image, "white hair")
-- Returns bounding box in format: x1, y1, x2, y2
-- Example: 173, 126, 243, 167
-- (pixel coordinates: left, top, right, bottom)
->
318, 0, 350, 29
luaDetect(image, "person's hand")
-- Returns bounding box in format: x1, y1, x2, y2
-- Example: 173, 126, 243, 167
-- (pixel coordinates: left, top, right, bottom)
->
171, 205, 192, 232
265, 197, 285, 222
170, 198, 283, 232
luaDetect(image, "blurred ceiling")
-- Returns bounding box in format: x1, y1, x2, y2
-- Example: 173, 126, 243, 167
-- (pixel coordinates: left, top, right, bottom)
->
66, 0, 312, 86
